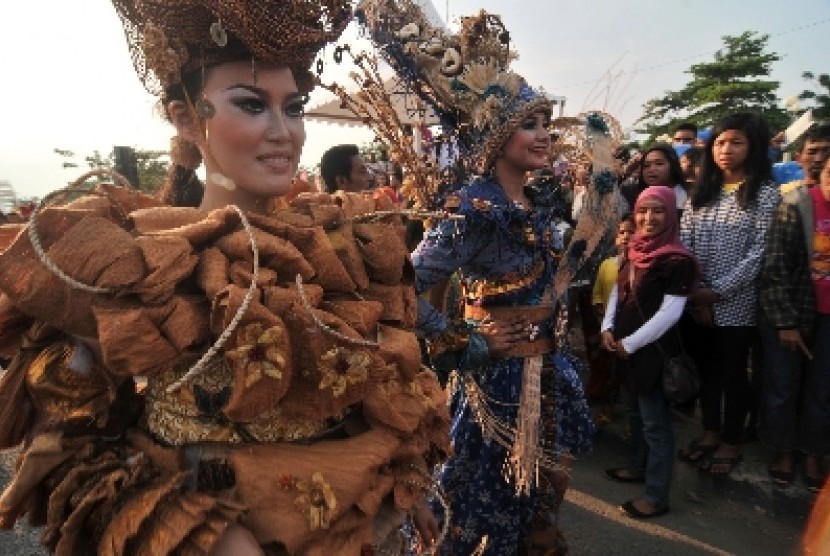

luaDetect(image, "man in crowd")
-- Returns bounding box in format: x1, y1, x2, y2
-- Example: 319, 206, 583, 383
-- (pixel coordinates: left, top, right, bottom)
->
759, 123, 830, 491
320, 144, 372, 193
672, 122, 698, 146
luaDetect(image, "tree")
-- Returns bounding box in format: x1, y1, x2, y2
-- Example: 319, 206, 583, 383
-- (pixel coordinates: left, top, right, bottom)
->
637, 31, 788, 142
54, 147, 169, 193
798, 72, 830, 121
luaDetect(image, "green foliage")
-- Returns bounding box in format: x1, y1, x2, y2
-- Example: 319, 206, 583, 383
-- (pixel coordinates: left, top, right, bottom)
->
134, 150, 169, 193
54, 147, 169, 193
799, 71, 830, 121
637, 31, 788, 142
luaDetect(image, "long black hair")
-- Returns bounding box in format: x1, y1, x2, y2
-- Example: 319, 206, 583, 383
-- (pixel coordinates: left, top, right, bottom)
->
637, 142, 685, 188
690, 112, 772, 210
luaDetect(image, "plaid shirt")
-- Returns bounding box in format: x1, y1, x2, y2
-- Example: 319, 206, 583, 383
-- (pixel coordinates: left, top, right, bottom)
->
759, 196, 815, 333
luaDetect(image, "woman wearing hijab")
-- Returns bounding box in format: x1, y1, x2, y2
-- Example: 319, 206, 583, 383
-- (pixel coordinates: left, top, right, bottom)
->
601, 186, 698, 519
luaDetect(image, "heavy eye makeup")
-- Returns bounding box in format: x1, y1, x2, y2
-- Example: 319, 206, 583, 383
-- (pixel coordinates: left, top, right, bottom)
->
520, 115, 550, 131
225, 84, 305, 118
231, 95, 267, 115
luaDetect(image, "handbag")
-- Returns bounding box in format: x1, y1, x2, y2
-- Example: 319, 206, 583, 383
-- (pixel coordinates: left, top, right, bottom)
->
628, 264, 700, 403
659, 349, 700, 404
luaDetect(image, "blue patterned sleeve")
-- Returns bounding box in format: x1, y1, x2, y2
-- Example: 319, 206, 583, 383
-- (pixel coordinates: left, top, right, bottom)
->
412, 214, 490, 337
710, 184, 781, 296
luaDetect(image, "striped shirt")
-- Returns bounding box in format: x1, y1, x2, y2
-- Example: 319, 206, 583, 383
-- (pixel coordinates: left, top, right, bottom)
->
680, 181, 780, 326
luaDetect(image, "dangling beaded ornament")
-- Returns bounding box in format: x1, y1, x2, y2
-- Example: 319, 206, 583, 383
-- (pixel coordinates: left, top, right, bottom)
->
170, 136, 202, 170
209, 20, 228, 47
195, 97, 216, 119
210, 172, 236, 190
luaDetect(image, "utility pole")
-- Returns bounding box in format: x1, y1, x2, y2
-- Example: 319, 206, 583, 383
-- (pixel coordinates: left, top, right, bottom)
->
113, 146, 139, 188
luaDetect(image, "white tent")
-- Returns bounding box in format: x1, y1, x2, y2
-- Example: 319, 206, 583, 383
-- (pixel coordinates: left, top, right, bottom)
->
306, 76, 440, 128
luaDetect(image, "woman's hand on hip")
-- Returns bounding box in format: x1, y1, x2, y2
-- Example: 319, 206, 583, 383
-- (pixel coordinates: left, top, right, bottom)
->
478, 316, 532, 358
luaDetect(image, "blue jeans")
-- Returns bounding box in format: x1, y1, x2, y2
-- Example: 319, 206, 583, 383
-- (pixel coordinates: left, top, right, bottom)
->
624, 385, 675, 508
760, 316, 830, 455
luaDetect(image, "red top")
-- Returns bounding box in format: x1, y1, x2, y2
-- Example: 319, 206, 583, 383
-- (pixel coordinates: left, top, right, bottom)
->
810, 186, 830, 314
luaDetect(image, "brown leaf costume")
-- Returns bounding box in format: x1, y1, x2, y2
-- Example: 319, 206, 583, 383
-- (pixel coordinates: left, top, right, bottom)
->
0, 188, 449, 554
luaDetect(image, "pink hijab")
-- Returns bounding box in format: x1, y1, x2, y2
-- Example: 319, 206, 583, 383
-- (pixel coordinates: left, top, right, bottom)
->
627, 186, 695, 271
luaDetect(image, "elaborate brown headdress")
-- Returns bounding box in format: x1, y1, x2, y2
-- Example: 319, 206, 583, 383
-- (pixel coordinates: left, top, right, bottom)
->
112, 0, 353, 95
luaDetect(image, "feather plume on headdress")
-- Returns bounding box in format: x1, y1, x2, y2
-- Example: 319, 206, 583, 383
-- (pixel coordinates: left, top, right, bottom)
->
552, 112, 629, 298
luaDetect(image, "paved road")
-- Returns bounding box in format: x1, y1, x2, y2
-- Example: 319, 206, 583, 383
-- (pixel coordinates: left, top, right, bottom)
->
560, 419, 805, 555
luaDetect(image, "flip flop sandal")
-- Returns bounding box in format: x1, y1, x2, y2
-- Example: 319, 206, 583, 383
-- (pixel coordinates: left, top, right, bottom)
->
620, 500, 669, 519
767, 467, 795, 487
677, 439, 717, 464
604, 467, 646, 484
523, 529, 569, 556
700, 454, 743, 475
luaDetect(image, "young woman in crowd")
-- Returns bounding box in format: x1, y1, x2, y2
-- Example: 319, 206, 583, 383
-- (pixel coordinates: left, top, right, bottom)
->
600, 187, 697, 518
0, 1, 449, 553
680, 146, 705, 189
678, 112, 780, 475
625, 143, 687, 214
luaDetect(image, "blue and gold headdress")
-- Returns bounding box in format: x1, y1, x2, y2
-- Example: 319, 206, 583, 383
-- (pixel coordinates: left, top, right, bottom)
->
355, 0, 551, 174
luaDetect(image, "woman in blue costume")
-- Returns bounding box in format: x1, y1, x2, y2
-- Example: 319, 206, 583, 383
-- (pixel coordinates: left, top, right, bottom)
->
352, 5, 595, 553
414, 158, 595, 553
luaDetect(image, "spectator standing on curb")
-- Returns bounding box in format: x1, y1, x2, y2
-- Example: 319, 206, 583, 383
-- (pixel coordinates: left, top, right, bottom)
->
759, 126, 830, 491
588, 214, 635, 421
678, 112, 780, 475
601, 186, 698, 519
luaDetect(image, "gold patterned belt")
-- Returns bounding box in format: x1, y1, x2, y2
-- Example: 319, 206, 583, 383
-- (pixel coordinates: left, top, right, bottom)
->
144, 358, 330, 446
465, 259, 545, 300
464, 304, 553, 323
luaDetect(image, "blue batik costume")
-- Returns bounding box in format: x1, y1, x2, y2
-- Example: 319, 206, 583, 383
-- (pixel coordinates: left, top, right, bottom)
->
350, 3, 625, 552
413, 177, 594, 554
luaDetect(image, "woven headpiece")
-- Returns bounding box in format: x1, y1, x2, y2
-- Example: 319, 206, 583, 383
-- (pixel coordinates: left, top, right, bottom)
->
112, 0, 353, 95
356, 0, 551, 174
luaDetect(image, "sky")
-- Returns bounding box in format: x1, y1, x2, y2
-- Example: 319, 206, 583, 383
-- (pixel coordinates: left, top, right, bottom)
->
0, 0, 827, 200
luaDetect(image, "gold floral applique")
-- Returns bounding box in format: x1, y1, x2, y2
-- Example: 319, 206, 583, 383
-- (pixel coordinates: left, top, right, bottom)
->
226, 323, 287, 387
318, 348, 371, 397
294, 472, 337, 530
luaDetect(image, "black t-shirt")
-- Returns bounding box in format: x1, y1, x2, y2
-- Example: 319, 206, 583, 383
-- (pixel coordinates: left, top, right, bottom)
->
614, 256, 696, 395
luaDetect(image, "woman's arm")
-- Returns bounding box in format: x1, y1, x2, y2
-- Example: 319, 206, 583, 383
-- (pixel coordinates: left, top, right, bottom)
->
601, 284, 618, 333
412, 217, 487, 337
620, 295, 687, 354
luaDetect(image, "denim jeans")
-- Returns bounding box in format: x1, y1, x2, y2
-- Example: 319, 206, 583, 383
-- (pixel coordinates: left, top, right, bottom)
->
760, 316, 830, 455
624, 385, 675, 509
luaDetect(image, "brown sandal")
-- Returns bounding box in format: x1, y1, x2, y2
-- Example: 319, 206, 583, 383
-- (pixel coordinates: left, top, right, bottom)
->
521, 529, 569, 556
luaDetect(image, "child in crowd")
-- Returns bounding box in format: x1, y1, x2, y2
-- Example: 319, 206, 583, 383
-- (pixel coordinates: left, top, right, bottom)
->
588, 214, 635, 421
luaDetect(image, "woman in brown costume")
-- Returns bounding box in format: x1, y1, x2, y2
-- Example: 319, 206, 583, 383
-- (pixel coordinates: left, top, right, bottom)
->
0, 1, 449, 554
